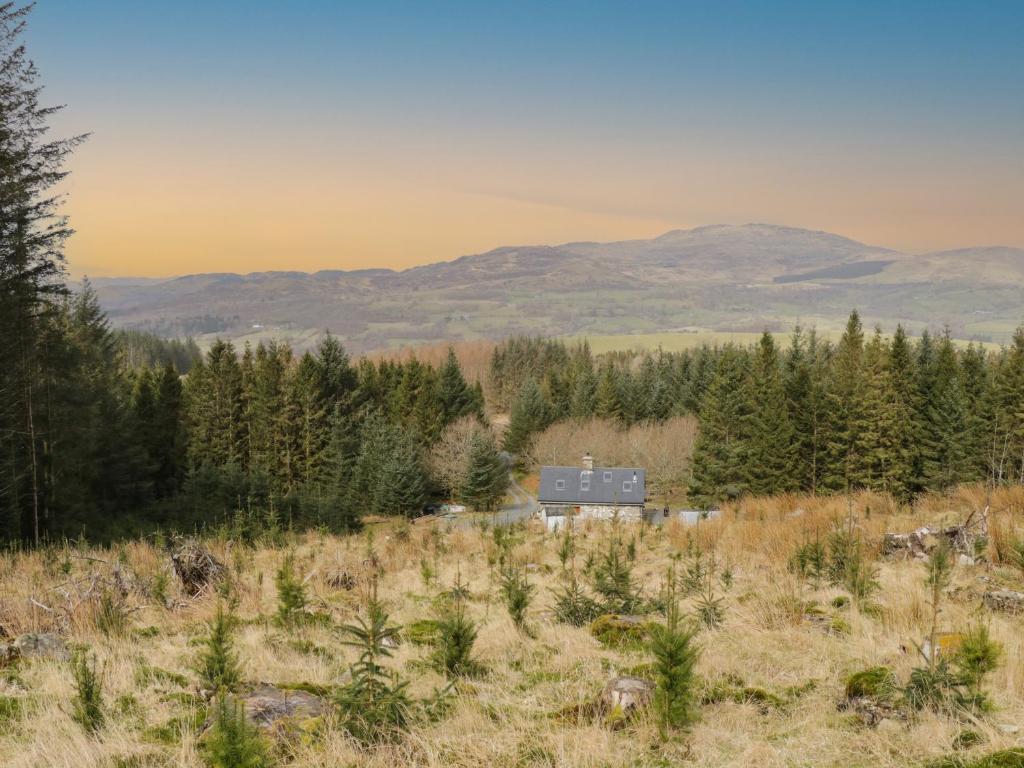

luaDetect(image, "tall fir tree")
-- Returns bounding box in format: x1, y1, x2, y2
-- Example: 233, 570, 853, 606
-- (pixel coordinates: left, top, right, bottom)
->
745, 332, 797, 495
687, 346, 751, 507
502, 379, 550, 458
823, 311, 868, 491
460, 430, 509, 511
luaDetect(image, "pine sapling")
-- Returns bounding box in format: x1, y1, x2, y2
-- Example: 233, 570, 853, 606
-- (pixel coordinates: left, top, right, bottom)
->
649, 567, 700, 738
71, 651, 104, 734
198, 603, 242, 693
274, 553, 307, 628
499, 565, 534, 632
433, 603, 480, 678
204, 695, 272, 768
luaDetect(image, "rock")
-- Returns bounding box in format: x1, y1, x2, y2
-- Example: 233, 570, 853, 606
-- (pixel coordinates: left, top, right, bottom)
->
883, 508, 989, 561
882, 527, 935, 560
958, 554, 976, 567
171, 539, 226, 596
381, 635, 399, 650
998, 723, 1021, 735
600, 676, 654, 726
238, 684, 327, 732
839, 696, 905, 727
0, 643, 17, 666
983, 590, 1024, 615
2, 633, 69, 664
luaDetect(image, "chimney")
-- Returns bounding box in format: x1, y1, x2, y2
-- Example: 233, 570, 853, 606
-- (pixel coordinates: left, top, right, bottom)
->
582, 452, 594, 471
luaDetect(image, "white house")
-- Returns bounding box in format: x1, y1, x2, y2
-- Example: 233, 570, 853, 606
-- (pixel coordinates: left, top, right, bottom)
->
538, 453, 646, 530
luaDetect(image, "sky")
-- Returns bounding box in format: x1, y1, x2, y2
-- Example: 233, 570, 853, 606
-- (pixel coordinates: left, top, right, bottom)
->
25, 1, 1024, 277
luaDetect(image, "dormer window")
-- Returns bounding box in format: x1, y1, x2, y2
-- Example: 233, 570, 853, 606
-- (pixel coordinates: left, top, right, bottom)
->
580, 472, 591, 491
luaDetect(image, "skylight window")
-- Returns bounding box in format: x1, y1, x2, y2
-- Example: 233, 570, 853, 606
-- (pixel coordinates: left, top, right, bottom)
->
555, 479, 565, 491
603, 471, 613, 482
622, 481, 633, 492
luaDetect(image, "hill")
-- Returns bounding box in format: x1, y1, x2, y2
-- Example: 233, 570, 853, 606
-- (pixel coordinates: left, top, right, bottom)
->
89, 224, 1024, 352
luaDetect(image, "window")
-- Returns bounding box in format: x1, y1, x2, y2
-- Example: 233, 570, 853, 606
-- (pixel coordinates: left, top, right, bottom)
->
603, 471, 613, 482
622, 481, 633, 492
555, 479, 565, 491
580, 474, 590, 491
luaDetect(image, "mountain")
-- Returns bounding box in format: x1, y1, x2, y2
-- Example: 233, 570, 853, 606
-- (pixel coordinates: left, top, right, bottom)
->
91, 224, 1024, 352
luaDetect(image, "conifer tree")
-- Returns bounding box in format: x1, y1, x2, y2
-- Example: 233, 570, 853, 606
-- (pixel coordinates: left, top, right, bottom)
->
823, 311, 868, 491
459, 430, 508, 511
884, 325, 920, 500
437, 348, 481, 424
745, 332, 797, 495
502, 379, 550, 458
0, 3, 84, 543
987, 329, 1024, 484
688, 347, 751, 506
569, 365, 597, 420
594, 361, 623, 422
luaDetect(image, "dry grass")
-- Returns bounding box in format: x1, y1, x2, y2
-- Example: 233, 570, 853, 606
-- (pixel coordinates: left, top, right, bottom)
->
1, 486, 1023, 767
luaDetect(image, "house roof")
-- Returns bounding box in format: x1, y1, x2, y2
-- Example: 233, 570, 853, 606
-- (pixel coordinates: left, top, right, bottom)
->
538, 466, 646, 506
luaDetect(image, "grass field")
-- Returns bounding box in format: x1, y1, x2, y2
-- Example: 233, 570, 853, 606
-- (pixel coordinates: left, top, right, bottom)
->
2, 485, 1023, 767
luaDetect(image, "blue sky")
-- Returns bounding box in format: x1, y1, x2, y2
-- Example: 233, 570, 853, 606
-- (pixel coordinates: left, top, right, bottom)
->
22, 1, 1024, 275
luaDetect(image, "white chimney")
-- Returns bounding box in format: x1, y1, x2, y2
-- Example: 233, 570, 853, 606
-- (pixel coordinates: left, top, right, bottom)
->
582, 452, 594, 471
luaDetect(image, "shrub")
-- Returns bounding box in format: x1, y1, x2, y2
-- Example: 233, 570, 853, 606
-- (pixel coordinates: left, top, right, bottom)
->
203, 696, 272, 768
71, 651, 104, 734
694, 582, 725, 630
96, 589, 129, 637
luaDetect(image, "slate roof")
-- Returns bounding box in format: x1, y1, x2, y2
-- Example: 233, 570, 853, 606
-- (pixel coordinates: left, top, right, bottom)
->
538, 466, 646, 506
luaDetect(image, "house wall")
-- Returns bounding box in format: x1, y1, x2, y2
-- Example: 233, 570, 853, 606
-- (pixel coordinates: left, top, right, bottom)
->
579, 504, 644, 522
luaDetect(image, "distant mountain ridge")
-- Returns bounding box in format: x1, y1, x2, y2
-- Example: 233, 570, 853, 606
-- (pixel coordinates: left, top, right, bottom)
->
89, 224, 1024, 352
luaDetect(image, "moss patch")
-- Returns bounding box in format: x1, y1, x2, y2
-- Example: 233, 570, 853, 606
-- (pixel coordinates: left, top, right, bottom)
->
844, 666, 897, 701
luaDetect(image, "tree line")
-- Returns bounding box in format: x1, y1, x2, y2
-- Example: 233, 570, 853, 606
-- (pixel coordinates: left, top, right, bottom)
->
0, 5, 508, 544
493, 317, 1024, 506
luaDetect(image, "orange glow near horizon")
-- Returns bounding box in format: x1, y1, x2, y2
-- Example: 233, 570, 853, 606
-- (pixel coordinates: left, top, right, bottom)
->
61, 132, 1024, 278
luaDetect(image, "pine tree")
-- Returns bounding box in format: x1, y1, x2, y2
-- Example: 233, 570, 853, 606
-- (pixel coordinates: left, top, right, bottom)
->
502, 379, 550, 458
373, 433, 428, 517
569, 365, 597, 420
594, 362, 623, 422
885, 326, 919, 500
823, 311, 868, 491
688, 347, 751, 506
437, 348, 479, 424
745, 332, 797, 495
152, 362, 185, 498
986, 328, 1024, 484
459, 430, 508, 511
0, 3, 84, 544
197, 603, 241, 692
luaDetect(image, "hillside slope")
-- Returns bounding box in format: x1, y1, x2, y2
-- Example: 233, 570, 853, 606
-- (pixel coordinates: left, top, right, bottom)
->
90, 224, 1024, 352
